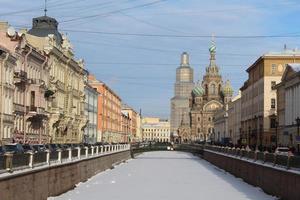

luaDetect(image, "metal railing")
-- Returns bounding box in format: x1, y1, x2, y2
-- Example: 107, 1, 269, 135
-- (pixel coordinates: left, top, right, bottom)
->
205, 145, 300, 170
0, 144, 130, 174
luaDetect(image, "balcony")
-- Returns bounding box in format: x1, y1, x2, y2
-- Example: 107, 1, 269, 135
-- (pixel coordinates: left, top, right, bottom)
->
26, 106, 46, 115
14, 70, 28, 85
3, 113, 14, 122
14, 103, 26, 114
29, 79, 45, 87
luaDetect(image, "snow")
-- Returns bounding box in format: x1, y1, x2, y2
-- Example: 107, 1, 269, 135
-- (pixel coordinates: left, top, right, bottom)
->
48, 151, 277, 200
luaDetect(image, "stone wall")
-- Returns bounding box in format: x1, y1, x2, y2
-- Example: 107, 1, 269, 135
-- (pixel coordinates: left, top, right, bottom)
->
204, 150, 300, 200
0, 150, 131, 200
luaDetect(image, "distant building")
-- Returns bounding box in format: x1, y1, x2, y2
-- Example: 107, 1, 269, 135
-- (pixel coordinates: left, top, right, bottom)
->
178, 40, 233, 143
170, 52, 194, 137
142, 117, 170, 142
227, 92, 242, 145
275, 64, 300, 150
88, 74, 122, 143
121, 104, 138, 142
121, 111, 130, 143
136, 112, 142, 142
84, 83, 99, 144
240, 50, 300, 148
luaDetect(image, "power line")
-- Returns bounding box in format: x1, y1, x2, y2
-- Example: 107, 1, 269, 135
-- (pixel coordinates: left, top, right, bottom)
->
60, 0, 168, 23
61, 29, 300, 39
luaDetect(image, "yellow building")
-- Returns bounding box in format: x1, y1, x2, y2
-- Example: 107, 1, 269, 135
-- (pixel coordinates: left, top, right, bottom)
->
240, 50, 300, 148
25, 15, 88, 144
142, 117, 170, 142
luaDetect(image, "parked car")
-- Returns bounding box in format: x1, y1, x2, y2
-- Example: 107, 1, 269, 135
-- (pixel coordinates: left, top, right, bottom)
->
3, 144, 24, 154
32, 145, 46, 153
22, 144, 35, 153
275, 147, 293, 156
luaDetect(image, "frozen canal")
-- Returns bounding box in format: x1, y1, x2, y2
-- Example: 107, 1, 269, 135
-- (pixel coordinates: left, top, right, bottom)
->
49, 151, 276, 200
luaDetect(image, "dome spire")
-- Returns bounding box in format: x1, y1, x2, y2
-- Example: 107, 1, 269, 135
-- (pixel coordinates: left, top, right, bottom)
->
44, 0, 48, 16
206, 34, 219, 76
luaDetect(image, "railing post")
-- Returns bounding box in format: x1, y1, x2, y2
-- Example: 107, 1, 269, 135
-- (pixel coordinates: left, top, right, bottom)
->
273, 153, 277, 166
46, 149, 50, 165
29, 152, 34, 168
96, 146, 99, 154
287, 154, 291, 169
68, 148, 72, 161
101, 146, 103, 154
4, 152, 13, 172
77, 147, 81, 159
58, 149, 62, 163
91, 146, 94, 156
85, 147, 89, 157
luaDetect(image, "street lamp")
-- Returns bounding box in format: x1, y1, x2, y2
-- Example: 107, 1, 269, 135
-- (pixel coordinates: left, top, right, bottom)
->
275, 121, 279, 149
296, 117, 300, 153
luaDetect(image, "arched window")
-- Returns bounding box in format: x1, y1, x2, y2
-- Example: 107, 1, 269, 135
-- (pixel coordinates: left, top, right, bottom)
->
198, 128, 200, 133
210, 83, 216, 95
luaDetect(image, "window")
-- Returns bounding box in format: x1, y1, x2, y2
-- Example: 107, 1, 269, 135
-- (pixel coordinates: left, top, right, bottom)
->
271, 64, 277, 75
271, 81, 276, 89
198, 128, 200, 133
270, 118, 277, 128
271, 98, 276, 109
210, 84, 216, 95
198, 117, 200, 121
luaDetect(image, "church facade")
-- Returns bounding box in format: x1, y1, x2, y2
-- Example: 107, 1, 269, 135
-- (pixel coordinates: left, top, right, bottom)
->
173, 40, 233, 143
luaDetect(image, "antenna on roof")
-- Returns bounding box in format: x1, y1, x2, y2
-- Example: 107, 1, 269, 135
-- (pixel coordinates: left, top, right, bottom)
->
44, 0, 48, 16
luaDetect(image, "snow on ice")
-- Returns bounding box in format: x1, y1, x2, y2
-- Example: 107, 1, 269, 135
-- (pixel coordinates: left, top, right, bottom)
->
48, 151, 277, 200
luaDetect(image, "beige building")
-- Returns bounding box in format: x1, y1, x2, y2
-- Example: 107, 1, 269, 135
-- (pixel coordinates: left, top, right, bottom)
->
240, 50, 300, 148
25, 15, 88, 144
227, 92, 242, 145
275, 64, 300, 151
0, 24, 17, 144
142, 117, 170, 142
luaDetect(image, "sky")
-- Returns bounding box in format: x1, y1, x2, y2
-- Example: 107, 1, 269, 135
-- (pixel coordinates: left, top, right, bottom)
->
1, 0, 300, 118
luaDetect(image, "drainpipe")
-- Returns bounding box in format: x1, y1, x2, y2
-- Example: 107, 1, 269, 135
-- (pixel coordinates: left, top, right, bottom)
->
0, 51, 9, 144
23, 46, 33, 144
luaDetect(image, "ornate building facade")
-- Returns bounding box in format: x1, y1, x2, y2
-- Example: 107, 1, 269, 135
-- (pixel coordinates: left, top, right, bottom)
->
177, 40, 233, 143
25, 15, 88, 144
170, 52, 194, 137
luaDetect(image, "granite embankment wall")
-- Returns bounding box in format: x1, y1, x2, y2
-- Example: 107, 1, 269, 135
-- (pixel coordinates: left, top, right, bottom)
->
0, 150, 131, 200
204, 150, 300, 200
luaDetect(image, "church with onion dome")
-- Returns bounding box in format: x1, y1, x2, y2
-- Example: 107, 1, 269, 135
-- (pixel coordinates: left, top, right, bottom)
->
174, 39, 234, 143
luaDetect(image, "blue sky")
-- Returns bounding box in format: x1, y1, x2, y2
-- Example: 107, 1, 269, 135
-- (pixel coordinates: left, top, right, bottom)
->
1, 0, 300, 118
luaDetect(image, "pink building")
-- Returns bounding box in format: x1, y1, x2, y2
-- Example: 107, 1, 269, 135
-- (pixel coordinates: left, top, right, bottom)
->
0, 22, 50, 144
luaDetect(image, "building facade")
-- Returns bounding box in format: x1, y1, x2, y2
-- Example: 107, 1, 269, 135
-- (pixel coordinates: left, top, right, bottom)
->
121, 104, 138, 142
170, 52, 194, 136
142, 117, 170, 142
84, 83, 99, 144
240, 50, 300, 148
227, 92, 242, 145
275, 64, 300, 150
0, 23, 17, 144
0, 22, 50, 144
121, 111, 130, 143
88, 74, 122, 143
26, 15, 88, 144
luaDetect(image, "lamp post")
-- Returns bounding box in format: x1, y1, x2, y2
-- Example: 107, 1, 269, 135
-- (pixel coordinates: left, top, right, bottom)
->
296, 117, 300, 153
275, 121, 279, 149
